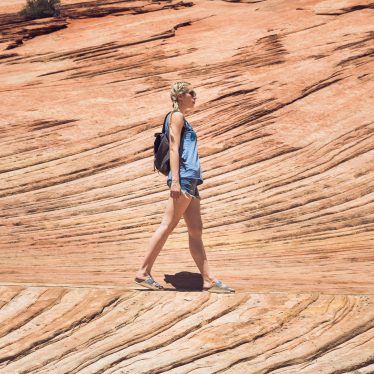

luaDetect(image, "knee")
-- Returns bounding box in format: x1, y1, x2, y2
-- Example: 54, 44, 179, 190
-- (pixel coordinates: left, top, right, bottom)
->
188, 224, 203, 238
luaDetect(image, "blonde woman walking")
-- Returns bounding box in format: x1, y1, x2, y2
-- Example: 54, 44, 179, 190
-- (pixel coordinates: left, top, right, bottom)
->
134, 82, 235, 293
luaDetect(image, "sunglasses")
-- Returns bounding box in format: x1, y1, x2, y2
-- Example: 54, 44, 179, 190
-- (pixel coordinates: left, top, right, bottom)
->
187, 89, 197, 98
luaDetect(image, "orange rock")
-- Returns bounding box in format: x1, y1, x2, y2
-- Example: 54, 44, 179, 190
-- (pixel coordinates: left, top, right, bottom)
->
0, 0, 373, 370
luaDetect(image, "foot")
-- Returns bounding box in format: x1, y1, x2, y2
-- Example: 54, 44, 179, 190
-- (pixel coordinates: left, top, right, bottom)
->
202, 276, 219, 289
134, 272, 150, 282
134, 275, 164, 290
203, 279, 235, 293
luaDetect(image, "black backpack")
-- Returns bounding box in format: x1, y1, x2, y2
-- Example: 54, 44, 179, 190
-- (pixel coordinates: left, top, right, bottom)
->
154, 111, 185, 175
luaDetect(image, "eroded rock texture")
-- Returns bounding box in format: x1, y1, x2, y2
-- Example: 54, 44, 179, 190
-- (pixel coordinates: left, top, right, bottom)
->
0, 0, 373, 371
0, 286, 373, 373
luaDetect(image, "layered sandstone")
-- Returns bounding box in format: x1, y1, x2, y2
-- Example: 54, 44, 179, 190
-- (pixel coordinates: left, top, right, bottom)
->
0, 0, 373, 372
0, 285, 373, 373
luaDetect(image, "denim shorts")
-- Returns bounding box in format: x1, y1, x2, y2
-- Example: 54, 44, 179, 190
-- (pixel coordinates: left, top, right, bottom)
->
167, 178, 201, 200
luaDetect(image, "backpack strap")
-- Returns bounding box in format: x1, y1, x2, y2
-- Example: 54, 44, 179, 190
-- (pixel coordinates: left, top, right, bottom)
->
162, 111, 171, 134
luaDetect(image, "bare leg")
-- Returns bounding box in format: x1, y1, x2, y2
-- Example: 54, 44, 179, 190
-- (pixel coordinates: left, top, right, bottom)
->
183, 197, 218, 288
135, 193, 192, 280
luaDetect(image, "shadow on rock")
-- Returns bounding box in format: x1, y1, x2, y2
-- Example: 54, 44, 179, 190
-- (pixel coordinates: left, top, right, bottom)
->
164, 271, 204, 291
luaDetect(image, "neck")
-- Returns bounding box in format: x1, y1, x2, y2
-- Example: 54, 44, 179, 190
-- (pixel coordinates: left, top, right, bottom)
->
177, 104, 189, 116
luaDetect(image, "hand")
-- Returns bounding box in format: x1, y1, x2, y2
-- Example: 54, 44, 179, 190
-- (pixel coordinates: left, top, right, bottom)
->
170, 180, 181, 199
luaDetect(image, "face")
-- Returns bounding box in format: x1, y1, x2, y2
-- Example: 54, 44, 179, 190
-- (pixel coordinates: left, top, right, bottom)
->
177, 86, 197, 109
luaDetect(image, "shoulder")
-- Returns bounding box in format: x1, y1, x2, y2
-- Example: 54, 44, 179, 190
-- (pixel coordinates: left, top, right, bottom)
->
169, 111, 185, 129
171, 111, 184, 121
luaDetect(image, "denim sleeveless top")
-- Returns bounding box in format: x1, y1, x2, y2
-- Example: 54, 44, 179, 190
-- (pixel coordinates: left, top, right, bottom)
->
165, 112, 203, 185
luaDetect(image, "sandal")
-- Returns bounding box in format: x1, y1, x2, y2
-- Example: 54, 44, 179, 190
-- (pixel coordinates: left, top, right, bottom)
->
203, 280, 235, 294
134, 275, 164, 290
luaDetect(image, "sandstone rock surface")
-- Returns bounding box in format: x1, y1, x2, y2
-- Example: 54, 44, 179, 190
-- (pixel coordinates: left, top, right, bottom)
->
0, 0, 373, 372
0, 285, 373, 373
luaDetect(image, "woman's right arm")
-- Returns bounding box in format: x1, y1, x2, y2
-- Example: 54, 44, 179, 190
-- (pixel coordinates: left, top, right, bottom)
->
169, 112, 184, 198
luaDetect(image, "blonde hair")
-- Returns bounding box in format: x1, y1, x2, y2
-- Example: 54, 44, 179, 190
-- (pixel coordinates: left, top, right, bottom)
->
170, 81, 191, 113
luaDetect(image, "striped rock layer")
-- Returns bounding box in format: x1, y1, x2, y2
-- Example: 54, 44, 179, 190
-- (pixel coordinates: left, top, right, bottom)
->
0, 0, 373, 372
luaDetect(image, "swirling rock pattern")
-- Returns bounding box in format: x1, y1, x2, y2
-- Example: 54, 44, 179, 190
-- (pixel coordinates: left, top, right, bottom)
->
0, 0, 373, 371
0, 286, 373, 373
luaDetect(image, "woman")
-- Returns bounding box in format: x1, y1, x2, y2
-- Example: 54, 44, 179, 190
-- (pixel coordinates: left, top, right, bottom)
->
134, 82, 235, 293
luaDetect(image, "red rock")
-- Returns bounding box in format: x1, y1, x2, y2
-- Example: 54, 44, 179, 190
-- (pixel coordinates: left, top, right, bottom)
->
0, 0, 372, 370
